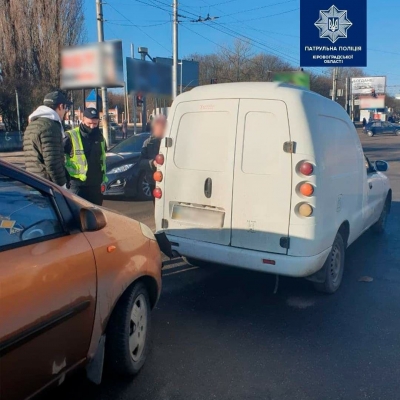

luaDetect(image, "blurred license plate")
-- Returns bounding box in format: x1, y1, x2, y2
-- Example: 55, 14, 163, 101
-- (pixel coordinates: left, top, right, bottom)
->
171, 205, 225, 228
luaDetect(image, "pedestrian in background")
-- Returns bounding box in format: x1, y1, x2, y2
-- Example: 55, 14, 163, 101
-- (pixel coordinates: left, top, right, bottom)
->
122, 119, 128, 139
362, 117, 367, 128
24, 90, 71, 187
145, 115, 153, 132
64, 108, 107, 205
139, 115, 167, 202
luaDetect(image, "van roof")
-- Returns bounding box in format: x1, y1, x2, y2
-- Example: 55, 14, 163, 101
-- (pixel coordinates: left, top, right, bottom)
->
178, 82, 321, 102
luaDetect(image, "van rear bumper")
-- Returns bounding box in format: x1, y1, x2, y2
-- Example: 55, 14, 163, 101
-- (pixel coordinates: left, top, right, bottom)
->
166, 235, 331, 278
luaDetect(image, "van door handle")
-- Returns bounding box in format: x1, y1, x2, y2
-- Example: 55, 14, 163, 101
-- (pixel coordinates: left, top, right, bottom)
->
369, 183, 373, 189
204, 178, 212, 198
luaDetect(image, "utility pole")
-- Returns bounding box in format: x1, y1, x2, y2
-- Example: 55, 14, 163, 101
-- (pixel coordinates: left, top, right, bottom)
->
331, 67, 338, 102
345, 77, 349, 115
15, 90, 21, 133
131, 43, 137, 134
96, 0, 110, 146
172, 0, 178, 100
140, 49, 147, 132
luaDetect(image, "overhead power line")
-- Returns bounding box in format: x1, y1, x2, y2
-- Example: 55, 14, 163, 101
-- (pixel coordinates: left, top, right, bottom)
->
207, 20, 300, 64
105, 3, 171, 52
191, 13, 220, 22
106, 20, 170, 28
218, 8, 299, 23
222, 0, 296, 17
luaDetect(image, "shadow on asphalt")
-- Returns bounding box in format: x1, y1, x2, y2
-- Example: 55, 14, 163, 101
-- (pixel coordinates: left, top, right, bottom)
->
42, 204, 400, 400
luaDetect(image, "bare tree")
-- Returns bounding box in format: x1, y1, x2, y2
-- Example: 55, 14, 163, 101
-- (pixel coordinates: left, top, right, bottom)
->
220, 39, 253, 82
0, 0, 85, 130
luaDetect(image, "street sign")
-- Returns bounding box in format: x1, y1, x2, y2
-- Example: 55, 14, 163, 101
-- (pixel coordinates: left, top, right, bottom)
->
300, 0, 367, 67
61, 41, 124, 89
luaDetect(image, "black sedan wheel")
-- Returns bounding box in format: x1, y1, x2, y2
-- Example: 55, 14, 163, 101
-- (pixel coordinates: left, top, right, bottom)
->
136, 172, 153, 201
395, 130, 400, 136
367, 130, 374, 137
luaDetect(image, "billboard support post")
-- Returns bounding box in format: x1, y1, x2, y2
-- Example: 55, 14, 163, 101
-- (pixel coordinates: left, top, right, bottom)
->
131, 43, 137, 135
71, 91, 75, 128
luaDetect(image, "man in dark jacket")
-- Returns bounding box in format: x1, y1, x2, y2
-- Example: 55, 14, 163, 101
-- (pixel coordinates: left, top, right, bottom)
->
23, 91, 71, 187
139, 115, 167, 199
64, 108, 107, 205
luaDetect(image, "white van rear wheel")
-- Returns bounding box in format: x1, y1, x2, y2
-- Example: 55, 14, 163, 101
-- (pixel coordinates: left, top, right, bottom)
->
313, 233, 345, 294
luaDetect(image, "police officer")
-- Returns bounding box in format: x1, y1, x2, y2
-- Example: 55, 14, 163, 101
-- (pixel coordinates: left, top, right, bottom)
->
64, 108, 107, 205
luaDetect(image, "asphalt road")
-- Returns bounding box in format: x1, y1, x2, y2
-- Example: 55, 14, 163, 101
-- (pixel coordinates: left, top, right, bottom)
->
41, 132, 400, 400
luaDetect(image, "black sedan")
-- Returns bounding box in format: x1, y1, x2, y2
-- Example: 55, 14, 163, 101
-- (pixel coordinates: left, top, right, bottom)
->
363, 121, 400, 137
104, 133, 152, 200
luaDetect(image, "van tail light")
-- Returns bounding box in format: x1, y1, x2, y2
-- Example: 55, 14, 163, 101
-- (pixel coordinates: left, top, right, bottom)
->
155, 154, 164, 166
153, 187, 162, 199
153, 171, 163, 182
298, 203, 313, 217
101, 184, 106, 193
299, 162, 314, 176
300, 183, 314, 197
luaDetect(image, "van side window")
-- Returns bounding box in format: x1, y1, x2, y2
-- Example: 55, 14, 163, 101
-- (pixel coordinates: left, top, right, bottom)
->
174, 111, 231, 172
242, 112, 280, 175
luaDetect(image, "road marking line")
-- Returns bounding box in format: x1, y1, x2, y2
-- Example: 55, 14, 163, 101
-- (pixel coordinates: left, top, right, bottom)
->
163, 266, 199, 276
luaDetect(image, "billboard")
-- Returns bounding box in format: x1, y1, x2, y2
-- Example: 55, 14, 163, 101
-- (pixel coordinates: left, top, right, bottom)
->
126, 58, 172, 96
154, 57, 199, 88
359, 94, 386, 110
273, 72, 310, 89
300, 0, 367, 67
351, 77, 386, 95
61, 41, 124, 89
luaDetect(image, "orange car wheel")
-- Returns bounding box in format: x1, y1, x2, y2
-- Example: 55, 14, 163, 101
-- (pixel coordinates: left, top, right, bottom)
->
105, 282, 151, 376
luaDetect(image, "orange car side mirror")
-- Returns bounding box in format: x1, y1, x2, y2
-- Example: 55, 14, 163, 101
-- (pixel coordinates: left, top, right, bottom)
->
80, 207, 107, 232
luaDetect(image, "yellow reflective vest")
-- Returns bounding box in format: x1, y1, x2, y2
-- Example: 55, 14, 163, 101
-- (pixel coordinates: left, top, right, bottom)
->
65, 127, 108, 183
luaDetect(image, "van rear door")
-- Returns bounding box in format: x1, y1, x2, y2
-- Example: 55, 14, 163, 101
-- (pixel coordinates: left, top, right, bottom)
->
162, 99, 239, 245
231, 99, 292, 254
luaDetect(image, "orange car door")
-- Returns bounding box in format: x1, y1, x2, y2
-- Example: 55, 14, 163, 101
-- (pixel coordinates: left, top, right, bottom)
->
0, 171, 97, 400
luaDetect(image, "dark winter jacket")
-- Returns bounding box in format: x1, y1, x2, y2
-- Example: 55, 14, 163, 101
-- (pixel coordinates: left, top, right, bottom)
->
139, 136, 161, 185
23, 106, 67, 186
63, 124, 106, 187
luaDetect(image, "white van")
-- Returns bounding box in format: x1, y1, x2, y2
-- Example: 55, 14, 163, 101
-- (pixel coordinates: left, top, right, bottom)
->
155, 83, 391, 293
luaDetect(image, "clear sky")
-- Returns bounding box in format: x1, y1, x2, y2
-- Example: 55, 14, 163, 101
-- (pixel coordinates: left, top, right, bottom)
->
84, 0, 400, 95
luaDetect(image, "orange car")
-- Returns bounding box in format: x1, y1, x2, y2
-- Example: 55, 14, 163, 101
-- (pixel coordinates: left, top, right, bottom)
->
0, 160, 165, 400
